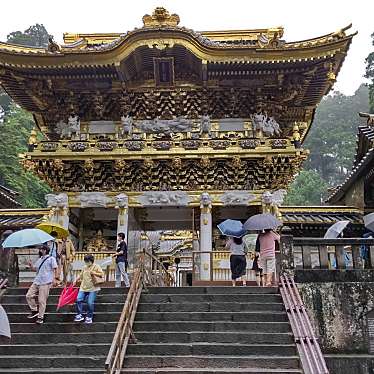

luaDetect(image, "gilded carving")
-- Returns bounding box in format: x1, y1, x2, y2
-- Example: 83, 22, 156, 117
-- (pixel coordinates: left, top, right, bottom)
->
124, 140, 144, 151
142, 7, 180, 28
41, 142, 59, 152
239, 139, 260, 149
270, 139, 288, 149
68, 142, 87, 152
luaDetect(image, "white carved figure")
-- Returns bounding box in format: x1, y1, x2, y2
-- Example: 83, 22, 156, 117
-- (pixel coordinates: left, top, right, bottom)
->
263, 117, 281, 136
67, 115, 80, 138
45, 193, 68, 208
115, 193, 128, 208
121, 115, 133, 136
251, 113, 282, 137
220, 191, 256, 206
79, 192, 112, 208
138, 191, 191, 206
251, 113, 266, 132
262, 189, 287, 218
137, 117, 192, 134
200, 115, 211, 135
200, 192, 212, 208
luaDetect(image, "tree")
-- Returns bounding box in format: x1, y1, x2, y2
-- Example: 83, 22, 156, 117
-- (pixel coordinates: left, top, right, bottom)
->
285, 170, 329, 206
365, 32, 374, 111
286, 85, 369, 204
0, 24, 52, 207
1, 24, 51, 117
6, 24, 50, 47
0, 103, 50, 207
303, 84, 369, 185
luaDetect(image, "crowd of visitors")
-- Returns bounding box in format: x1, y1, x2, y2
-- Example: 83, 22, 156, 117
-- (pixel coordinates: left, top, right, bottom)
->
23, 231, 130, 325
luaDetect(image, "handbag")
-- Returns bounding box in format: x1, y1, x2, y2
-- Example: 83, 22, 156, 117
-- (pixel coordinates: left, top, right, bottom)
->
91, 266, 105, 286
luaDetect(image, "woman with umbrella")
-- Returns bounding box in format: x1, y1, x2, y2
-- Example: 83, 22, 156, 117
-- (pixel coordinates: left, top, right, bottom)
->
218, 220, 248, 287
244, 213, 282, 287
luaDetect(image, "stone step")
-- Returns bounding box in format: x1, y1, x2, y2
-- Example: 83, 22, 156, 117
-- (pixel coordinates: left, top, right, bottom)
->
7, 312, 120, 323
3, 302, 124, 313
121, 369, 303, 373
1, 294, 125, 304
126, 343, 297, 356
144, 287, 278, 294
10, 322, 118, 333
135, 311, 287, 322
122, 355, 301, 369
4, 287, 127, 295
140, 294, 282, 304
137, 302, 284, 312
133, 321, 291, 333
0, 370, 103, 373
134, 331, 294, 345
10, 331, 114, 344
0, 355, 106, 368
0, 343, 110, 356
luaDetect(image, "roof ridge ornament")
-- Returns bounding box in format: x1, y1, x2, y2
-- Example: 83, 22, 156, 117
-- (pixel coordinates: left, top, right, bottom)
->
142, 7, 180, 28
47, 37, 61, 53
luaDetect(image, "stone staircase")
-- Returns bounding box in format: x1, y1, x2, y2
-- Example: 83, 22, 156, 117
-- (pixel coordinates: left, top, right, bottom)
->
0, 286, 126, 373
122, 286, 302, 373
0, 286, 303, 373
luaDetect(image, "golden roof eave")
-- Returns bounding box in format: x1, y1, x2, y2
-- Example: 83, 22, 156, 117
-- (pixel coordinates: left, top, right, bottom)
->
0, 27, 355, 69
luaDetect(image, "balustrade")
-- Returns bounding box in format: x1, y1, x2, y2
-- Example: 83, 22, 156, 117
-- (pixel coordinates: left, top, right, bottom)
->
293, 238, 374, 270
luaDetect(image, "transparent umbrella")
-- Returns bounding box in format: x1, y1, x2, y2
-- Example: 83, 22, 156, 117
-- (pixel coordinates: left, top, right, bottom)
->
364, 213, 374, 233
243, 213, 282, 231
323, 220, 350, 239
2, 229, 55, 248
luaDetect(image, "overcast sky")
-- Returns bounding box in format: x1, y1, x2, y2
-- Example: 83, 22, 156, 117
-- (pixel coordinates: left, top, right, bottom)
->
0, 0, 372, 95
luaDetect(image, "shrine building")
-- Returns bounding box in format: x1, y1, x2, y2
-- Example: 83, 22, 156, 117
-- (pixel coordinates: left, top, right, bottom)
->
0, 7, 357, 279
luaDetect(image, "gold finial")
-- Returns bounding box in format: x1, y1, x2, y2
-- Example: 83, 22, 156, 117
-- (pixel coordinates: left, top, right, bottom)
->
142, 7, 180, 28
327, 62, 336, 83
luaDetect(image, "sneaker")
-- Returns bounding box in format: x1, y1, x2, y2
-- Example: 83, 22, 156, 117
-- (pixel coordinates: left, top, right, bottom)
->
35, 317, 44, 324
74, 314, 84, 322
27, 310, 39, 319
84, 317, 93, 324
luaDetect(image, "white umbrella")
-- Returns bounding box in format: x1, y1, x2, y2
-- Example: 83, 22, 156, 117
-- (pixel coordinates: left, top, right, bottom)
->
364, 213, 374, 232
0, 305, 10, 339
324, 220, 350, 239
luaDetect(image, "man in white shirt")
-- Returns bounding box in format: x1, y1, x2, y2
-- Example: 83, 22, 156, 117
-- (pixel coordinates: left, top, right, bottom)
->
26, 245, 59, 324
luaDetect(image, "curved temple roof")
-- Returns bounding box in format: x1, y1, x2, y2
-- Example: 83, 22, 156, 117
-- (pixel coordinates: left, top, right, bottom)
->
0, 7, 355, 139
0, 8, 354, 66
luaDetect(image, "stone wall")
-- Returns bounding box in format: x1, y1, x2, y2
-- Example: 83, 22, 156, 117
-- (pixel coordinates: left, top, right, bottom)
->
296, 270, 374, 353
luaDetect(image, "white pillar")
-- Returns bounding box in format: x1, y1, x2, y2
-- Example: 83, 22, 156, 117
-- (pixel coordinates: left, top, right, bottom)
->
200, 193, 212, 281
115, 193, 129, 242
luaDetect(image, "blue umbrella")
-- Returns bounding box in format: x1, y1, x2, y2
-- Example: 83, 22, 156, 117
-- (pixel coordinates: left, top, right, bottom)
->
217, 219, 246, 238
2, 228, 55, 248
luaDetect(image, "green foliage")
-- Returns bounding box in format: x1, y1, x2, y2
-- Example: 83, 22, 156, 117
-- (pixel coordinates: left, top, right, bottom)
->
0, 24, 52, 207
304, 84, 369, 185
285, 170, 329, 206
286, 85, 369, 205
0, 104, 50, 207
365, 32, 374, 112
6, 24, 50, 47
